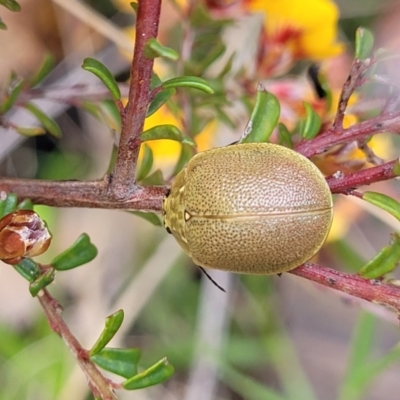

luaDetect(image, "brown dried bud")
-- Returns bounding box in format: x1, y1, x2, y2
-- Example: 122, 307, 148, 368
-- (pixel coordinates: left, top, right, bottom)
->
0, 210, 52, 265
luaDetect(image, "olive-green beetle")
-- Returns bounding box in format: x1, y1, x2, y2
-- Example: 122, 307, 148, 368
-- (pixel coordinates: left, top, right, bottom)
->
162, 143, 333, 275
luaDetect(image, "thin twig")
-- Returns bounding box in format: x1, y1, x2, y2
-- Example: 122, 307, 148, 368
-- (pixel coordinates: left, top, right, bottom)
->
38, 289, 119, 399
331, 59, 371, 130
0, 180, 168, 211
296, 110, 400, 157
327, 159, 397, 194
109, 0, 162, 199
290, 264, 400, 316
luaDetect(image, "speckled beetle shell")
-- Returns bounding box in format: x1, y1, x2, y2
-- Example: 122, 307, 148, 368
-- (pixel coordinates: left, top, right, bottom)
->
162, 143, 333, 275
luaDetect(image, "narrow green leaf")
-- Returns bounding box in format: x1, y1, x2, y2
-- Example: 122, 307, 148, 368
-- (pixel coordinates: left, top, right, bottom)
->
129, 211, 162, 226
91, 347, 141, 379
301, 102, 321, 139
81, 101, 102, 120
358, 234, 400, 278
392, 159, 400, 176
357, 344, 400, 389
15, 126, 46, 137
14, 258, 40, 282
338, 313, 376, 400
0, 78, 24, 114
140, 124, 196, 147
51, 233, 98, 271
240, 86, 280, 143
147, 88, 176, 117
145, 38, 179, 61
90, 310, 125, 356
162, 76, 214, 94
217, 53, 235, 80
123, 357, 174, 390
106, 145, 118, 174
215, 106, 236, 129
0, 192, 18, 218
172, 143, 195, 176
0, 18, 7, 30
277, 122, 293, 148
17, 199, 33, 210
139, 169, 164, 185
29, 268, 55, 297
363, 191, 400, 222
30, 54, 55, 87
101, 99, 121, 132
24, 102, 62, 138
150, 72, 163, 90
130, 2, 137, 12
0, 0, 21, 12
196, 41, 225, 73
328, 239, 365, 272
222, 366, 287, 400
136, 144, 154, 182
82, 58, 121, 100
355, 27, 374, 60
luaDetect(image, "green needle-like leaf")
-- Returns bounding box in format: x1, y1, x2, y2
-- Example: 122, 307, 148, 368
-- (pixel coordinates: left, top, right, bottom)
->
359, 234, 400, 279
51, 233, 98, 271
162, 76, 214, 94
139, 169, 164, 185
29, 268, 55, 297
147, 88, 176, 117
123, 357, 174, 390
145, 38, 179, 60
82, 58, 121, 100
140, 125, 196, 147
277, 122, 293, 148
14, 126, 46, 137
14, 258, 40, 282
130, 2, 137, 12
0, 77, 24, 114
129, 211, 162, 226
0, 0, 21, 12
240, 86, 280, 143
17, 198, 33, 210
90, 310, 125, 356
91, 347, 141, 379
301, 102, 322, 140
392, 159, 400, 176
363, 192, 400, 222
24, 102, 62, 138
30, 54, 55, 87
355, 27, 374, 60
136, 144, 153, 182
0, 192, 17, 218
172, 143, 195, 176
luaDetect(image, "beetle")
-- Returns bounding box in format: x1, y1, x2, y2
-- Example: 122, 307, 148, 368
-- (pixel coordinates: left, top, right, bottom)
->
162, 142, 333, 275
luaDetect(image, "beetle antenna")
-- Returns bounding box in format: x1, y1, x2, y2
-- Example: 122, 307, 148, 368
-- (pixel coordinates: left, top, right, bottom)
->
198, 267, 226, 292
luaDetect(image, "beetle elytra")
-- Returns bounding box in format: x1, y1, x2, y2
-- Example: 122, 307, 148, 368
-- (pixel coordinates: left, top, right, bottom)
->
162, 143, 333, 275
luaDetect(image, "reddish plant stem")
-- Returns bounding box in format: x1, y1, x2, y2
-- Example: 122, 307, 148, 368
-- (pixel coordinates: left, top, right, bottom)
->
290, 264, 400, 314
327, 160, 397, 194
0, 155, 397, 211
109, 0, 162, 200
331, 59, 370, 130
0, 179, 168, 211
38, 289, 118, 400
296, 110, 400, 158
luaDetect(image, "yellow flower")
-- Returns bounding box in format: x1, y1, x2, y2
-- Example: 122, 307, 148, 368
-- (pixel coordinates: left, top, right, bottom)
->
245, 0, 343, 76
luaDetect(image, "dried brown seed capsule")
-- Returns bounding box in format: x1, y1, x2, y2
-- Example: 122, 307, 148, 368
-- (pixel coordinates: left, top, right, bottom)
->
0, 210, 52, 265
